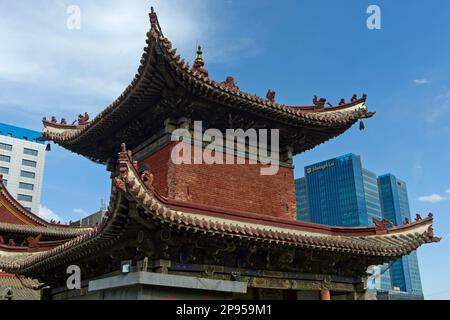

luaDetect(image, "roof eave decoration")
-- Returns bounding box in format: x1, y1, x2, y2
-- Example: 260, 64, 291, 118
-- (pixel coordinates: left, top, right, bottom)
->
0, 174, 93, 237
0, 144, 439, 275
41, 8, 375, 160
114, 143, 439, 244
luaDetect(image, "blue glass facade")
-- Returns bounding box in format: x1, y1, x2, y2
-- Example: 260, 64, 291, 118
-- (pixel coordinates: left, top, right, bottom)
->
295, 156, 423, 295
362, 169, 382, 224
362, 169, 391, 291
296, 154, 391, 290
295, 154, 425, 294
295, 178, 310, 222
303, 154, 367, 227
378, 175, 423, 296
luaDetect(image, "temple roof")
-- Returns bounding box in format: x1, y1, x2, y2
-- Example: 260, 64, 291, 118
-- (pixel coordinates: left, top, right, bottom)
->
0, 144, 439, 276
0, 273, 41, 300
0, 174, 92, 238
42, 8, 375, 164
0, 176, 91, 300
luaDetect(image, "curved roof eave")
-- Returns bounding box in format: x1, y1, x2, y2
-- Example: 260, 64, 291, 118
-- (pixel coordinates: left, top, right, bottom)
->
0, 144, 439, 275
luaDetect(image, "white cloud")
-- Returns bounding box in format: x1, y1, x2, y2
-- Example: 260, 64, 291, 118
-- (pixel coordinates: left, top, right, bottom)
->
414, 79, 431, 85
38, 205, 63, 222
0, 0, 215, 117
418, 194, 447, 204
446, 189, 450, 194
0, 0, 261, 126
73, 208, 88, 217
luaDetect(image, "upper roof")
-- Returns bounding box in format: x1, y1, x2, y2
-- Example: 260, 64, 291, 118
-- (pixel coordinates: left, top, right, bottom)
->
0, 143, 440, 276
42, 8, 375, 163
0, 123, 45, 145
0, 174, 92, 238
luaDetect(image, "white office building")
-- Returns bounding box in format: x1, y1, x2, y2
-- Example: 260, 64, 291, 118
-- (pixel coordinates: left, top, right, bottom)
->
0, 123, 47, 214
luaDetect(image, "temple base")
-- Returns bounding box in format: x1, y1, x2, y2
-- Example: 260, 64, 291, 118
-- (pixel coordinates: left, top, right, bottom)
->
47, 265, 370, 301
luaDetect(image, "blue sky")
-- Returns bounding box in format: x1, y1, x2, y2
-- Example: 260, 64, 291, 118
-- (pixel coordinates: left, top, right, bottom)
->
1, 0, 449, 299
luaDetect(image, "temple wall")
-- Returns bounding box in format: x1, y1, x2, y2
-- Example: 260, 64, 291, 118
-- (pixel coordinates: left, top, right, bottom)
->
139, 142, 173, 198
139, 143, 297, 221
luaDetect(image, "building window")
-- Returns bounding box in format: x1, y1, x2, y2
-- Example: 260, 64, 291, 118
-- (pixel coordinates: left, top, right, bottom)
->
21, 170, 36, 179
23, 148, 38, 156
22, 159, 37, 168
19, 182, 34, 191
0, 166, 9, 174
0, 143, 12, 151
0, 155, 11, 163
17, 194, 33, 202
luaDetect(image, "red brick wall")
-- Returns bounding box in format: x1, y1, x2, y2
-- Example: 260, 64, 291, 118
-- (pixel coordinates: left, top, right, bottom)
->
139, 144, 174, 198
139, 143, 296, 220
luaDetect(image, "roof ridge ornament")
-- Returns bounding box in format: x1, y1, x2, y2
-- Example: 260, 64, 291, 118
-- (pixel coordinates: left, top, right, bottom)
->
425, 225, 442, 243
192, 45, 209, 78
78, 112, 90, 126
266, 90, 276, 103
373, 217, 394, 232
221, 76, 239, 91
149, 6, 163, 35
313, 96, 326, 109
195, 46, 205, 67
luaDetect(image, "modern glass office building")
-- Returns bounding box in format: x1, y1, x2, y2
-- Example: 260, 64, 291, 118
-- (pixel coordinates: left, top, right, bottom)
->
362, 169, 392, 291
295, 154, 423, 295
295, 178, 310, 222
301, 154, 368, 227
378, 175, 423, 297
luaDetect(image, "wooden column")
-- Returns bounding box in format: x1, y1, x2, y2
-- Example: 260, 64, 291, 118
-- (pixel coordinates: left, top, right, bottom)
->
320, 288, 331, 301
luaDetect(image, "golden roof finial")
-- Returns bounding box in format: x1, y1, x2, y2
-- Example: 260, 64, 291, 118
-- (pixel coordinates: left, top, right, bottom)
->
194, 45, 205, 68
192, 45, 208, 78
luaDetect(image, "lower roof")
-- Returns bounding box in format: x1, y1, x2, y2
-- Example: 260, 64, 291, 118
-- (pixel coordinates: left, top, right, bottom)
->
0, 174, 93, 238
0, 144, 440, 276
